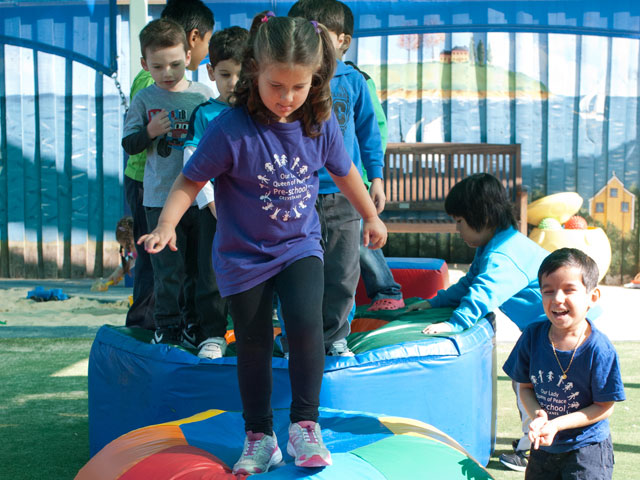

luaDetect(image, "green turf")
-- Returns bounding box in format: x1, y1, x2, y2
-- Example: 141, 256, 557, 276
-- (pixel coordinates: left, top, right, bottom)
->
1, 337, 638, 479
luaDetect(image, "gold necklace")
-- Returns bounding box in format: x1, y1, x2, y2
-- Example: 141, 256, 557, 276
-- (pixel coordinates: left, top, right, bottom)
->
549, 323, 587, 380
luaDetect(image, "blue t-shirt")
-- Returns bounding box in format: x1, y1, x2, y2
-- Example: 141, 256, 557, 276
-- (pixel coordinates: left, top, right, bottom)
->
183, 106, 352, 297
429, 226, 550, 331
184, 98, 229, 149
503, 320, 625, 453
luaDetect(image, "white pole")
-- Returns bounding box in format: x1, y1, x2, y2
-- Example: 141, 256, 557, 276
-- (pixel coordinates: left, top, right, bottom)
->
129, 0, 149, 83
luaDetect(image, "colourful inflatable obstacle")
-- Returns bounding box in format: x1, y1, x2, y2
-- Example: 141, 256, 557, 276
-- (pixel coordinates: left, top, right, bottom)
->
355, 257, 449, 306
88, 303, 496, 465
77, 407, 494, 479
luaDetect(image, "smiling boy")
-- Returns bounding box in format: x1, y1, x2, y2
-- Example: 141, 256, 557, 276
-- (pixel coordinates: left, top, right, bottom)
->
503, 248, 625, 479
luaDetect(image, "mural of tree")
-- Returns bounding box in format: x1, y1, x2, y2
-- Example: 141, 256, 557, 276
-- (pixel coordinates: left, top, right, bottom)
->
476, 39, 486, 64
397, 33, 420, 61
424, 32, 445, 60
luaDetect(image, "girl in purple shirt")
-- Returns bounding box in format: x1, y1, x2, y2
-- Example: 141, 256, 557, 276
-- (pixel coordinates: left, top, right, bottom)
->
139, 12, 387, 476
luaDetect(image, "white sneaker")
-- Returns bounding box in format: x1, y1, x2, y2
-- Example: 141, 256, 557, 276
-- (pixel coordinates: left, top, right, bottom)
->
327, 338, 354, 356
287, 421, 332, 467
197, 337, 227, 359
233, 431, 283, 475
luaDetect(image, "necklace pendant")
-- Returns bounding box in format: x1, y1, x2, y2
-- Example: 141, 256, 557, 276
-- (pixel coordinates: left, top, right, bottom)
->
562, 374, 567, 380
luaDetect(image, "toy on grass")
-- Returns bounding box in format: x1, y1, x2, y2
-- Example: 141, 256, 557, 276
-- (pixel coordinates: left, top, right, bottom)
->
76, 407, 494, 480
563, 215, 588, 230
537, 217, 562, 230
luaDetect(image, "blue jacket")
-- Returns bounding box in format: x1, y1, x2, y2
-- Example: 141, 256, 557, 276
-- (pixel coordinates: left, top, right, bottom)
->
429, 226, 550, 332
318, 60, 384, 193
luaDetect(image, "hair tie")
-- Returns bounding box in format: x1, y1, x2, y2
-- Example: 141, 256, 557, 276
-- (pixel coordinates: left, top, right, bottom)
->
262, 11, 275, 23
310, 20, 320, 33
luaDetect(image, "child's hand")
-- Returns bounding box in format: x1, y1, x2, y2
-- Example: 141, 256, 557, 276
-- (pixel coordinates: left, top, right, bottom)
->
362, 216, 387, 249
138, 223, 177, 254
408, 300, 432, 312
422, 322, 453, 335
368, 178, 386, 213
147, 110, 171, 139
528, 409, 552, 449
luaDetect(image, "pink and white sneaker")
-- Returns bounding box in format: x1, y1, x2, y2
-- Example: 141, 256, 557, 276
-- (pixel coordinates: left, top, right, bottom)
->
232, 431, 282, 475
286, 421, 332, 467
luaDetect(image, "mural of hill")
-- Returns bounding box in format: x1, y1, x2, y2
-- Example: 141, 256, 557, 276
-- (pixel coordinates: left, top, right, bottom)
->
359, 62, 549, 100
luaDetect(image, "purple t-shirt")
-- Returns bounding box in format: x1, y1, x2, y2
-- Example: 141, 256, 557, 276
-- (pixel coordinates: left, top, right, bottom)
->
183, 107, 352, 296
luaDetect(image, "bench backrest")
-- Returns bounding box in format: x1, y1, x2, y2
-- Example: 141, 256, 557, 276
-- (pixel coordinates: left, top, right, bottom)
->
383, 142, 522, 210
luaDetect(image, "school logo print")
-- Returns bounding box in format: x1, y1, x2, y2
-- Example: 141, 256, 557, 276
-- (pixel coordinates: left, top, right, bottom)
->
529, 369, 581, 416
258, 154, 313, 222
332, 85, 350, 134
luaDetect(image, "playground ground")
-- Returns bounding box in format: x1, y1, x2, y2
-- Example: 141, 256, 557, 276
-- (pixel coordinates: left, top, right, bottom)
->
0, 268, 638, 479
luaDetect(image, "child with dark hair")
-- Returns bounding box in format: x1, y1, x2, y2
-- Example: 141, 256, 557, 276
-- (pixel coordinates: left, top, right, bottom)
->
123, 0, 215, 330
140, 12, 387, 475
122, 18, 216, 356
289, 0, 386, 354
503, 248, 624, 479
409, 173, 549, 333
178, 26, 250, 358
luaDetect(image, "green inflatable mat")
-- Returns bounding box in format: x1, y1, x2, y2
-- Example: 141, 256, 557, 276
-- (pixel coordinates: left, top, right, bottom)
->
352, 434, 492, 480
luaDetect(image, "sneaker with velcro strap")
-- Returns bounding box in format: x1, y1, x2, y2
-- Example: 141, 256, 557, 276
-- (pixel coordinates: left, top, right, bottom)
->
197, 336, 227, 359
499, 450, 529, 472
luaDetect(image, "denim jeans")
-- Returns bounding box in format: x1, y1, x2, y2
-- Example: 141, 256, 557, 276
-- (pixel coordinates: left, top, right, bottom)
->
359, 241, 402, 302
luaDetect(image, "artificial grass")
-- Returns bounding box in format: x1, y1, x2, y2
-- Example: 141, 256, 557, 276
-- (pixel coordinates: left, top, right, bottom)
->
1, 337, 638, 479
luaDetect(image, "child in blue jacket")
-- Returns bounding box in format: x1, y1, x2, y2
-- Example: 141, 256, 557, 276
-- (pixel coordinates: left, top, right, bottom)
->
289, 0, 385, 356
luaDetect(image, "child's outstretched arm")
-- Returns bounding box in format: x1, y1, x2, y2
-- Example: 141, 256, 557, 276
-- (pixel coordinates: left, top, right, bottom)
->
138, 174, 206, 253
329, 164, 387, 249
520, 383, 615, 449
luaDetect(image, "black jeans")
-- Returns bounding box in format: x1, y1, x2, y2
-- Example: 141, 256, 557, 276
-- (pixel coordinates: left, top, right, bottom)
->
526, 436, 614, 480
229, 256, 325, 435
123, 176, 154, 330
145, 205, 226, 339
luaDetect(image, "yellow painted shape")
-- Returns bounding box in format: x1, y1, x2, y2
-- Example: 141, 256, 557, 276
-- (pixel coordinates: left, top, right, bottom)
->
528, 192, 583, 225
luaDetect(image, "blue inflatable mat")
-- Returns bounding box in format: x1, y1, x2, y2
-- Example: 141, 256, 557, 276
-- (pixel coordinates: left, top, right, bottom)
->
88, 315, 496, 465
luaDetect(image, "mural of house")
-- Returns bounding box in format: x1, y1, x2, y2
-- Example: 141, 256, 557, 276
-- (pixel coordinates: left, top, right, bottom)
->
588, 173, 636, 233
440, 50, 452, 63
451, 46, 469, 63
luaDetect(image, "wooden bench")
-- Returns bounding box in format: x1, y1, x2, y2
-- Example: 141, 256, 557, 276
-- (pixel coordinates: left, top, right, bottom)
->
379, 142, 528, 235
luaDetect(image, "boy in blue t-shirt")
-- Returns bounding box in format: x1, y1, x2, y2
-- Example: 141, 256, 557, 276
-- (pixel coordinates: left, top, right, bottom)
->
179, 26, 249, 357
503, 248, 625, 479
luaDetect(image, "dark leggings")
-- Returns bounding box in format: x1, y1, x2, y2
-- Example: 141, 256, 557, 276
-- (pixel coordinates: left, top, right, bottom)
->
229, 256, 325, 435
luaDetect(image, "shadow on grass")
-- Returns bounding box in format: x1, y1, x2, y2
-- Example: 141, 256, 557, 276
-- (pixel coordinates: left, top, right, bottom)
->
622, 382, 640, 389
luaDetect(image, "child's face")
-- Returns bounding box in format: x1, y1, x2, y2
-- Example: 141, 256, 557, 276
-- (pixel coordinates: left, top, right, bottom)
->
540, 265, 600, 334
257, 62, 315, 122
187, 29, 213, 71
452, 216, 494, 248
207, 59, 242, 104
141, 44, 191, 92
